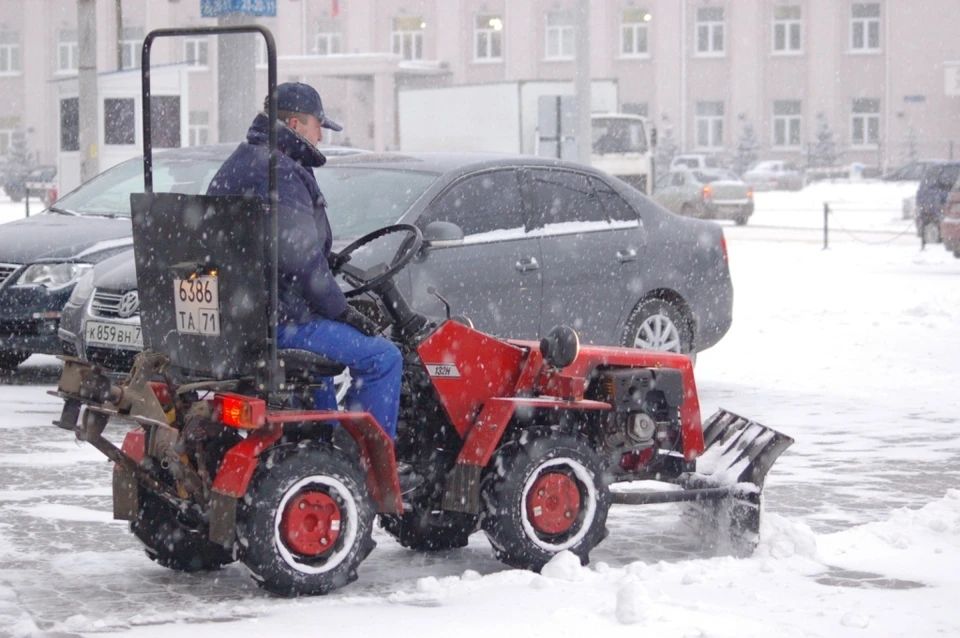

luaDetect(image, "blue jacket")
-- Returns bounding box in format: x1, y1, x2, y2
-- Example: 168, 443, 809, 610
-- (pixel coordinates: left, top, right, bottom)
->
207, 113, 348, 325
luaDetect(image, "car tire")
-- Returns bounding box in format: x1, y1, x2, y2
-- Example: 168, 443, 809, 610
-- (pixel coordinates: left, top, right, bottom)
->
0, 351, 30, 371
237, 442, 376, 597
380, 510, 477, 551
734, 214, 749, 226
480, 431, 610, 571
922, 223, 942, 244
621, 297, 694, 358
130, 491, 235, 572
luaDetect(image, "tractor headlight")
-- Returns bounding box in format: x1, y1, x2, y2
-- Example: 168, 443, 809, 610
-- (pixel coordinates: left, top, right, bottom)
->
17, 262, 93, 289
68, 270, 96, 304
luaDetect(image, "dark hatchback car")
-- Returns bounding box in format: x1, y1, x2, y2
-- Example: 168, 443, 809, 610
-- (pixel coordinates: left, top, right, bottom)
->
915, 161, 960, 241
57, 147, 733, 372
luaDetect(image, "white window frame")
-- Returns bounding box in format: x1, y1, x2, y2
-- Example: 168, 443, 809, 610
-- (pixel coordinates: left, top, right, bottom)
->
851, 98, 880, 148
850, 3, 881, 53
773, 100, 802, 148
120, 27, 143, 70
57, 28, 78, 74
188, 111, 210, 147
620, 9, 651, 58
0, 30, 20, 75
695, 102, 724, 150
474, 14, 504, 62
695, 7, 725, 57
772, 6, 803, 54
0, 129, 13, 155
314, 21, 342, 56
545, 12, 575, 60
183, 37, 209, 69
392, 17, 424, 61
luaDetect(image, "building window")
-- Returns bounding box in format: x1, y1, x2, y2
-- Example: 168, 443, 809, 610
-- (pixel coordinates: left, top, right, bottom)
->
60, 97, 79, 151
104, 98, 136, 145
545, 11, 575, 60
851, 98, 880, 146
695, 7, 724, 55
314, 19, 342, 55
851, 3, 880, 51
58, 28, 78, 73
773, 5, 802, 53
120, 26, 143, 69
696, 101, 724, 149
189, 111, 210, 147
392, 17, 424, 61
0, 117, 19, 155
184, 37, 209, 68
773, 100, 802, 147
475, 14, 503, 61
0, 30, 20, 74
621, 8, 651, 57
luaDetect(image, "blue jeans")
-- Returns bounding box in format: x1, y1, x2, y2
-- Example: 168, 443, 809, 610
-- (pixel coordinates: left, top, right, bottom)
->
277, 319, 403, 440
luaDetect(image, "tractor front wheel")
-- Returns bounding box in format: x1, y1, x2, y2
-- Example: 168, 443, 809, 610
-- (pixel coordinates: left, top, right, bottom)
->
237, 443, 376, 597
130, 491, 234, 572
480, 432, 610, 571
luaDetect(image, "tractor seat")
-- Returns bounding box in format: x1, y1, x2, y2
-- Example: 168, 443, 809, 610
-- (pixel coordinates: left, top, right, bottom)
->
278, 349, 346, 378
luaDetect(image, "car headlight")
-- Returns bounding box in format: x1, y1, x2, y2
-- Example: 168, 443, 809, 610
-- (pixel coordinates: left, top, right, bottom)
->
68, 270, 96, 304
17, 262, 93, 289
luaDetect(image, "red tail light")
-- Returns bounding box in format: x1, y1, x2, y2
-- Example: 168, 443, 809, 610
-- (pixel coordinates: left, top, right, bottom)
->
720, 233, 729, 264
214, 393, 267, 429
701, 185, 712, 200
747, 187, 754, 200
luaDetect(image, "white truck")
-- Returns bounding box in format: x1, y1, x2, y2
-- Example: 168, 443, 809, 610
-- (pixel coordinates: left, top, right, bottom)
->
397, 80, 655, 194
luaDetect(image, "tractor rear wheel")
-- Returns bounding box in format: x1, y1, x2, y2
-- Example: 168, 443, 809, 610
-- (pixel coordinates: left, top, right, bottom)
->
237, 443, 376, 597
130, 491, 234, 572
380, 510, 477, 551
480, 432, 610, 571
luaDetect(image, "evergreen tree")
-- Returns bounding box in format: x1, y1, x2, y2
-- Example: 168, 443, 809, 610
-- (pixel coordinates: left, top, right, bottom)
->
735, 113, 759, 175
810, 112, 840, 168
4, 126, 32, 182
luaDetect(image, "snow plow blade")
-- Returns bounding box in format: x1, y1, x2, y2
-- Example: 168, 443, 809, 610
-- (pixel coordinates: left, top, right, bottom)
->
693, 409, 794, 490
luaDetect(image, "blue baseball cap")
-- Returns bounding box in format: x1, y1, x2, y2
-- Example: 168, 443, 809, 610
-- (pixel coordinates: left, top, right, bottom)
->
269, 82, 342, 132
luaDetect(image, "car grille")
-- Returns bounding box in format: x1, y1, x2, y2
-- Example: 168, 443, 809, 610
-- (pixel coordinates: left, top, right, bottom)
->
0, 263, 21, 289
91, 289, 140, 319
617, 174, 648, 195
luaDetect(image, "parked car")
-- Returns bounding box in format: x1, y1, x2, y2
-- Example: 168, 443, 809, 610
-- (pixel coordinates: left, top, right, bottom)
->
57, 148, 735, 372
915, 161, 960, 242
670, 154, 722, 171
652, 167, 754, 225
941, 182, 960, 258
882, 160, 943, 182
3, 164, 58, 204
741, 160, 804, 191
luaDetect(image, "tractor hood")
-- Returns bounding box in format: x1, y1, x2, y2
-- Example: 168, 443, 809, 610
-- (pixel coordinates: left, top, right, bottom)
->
0, 213, 133, 264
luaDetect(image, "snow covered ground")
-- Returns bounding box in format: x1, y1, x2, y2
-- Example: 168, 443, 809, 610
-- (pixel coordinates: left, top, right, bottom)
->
1, 182, 959, 637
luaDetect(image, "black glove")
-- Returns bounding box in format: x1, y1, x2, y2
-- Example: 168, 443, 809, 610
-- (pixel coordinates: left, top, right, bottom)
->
337, 306, 379, 337
327, 250, 350, 272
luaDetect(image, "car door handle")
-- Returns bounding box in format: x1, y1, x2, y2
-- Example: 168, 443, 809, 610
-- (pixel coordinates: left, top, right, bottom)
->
616, 249, 637, 263
515, 257, 539, 272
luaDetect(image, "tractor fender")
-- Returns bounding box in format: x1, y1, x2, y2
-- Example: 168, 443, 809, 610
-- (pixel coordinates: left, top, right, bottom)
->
442, 397, 611, 514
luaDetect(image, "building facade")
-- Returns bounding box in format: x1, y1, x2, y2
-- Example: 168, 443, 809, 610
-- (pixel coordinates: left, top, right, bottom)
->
1, 0, 958, 183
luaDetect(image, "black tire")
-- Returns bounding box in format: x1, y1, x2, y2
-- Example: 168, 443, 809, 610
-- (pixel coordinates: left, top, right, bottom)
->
237, 442, 376, 597
130, 491, 234, 572
734, 214, 749, 226
480, 432, 610, 571
621, 297, 694, 358
380, 510, 477, 551
953, 248, 960, 259
0, 351, 30, 371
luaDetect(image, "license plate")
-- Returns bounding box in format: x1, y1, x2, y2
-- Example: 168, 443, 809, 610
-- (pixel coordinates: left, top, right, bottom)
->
173, 276, 221, 336
85, 321, 143, 349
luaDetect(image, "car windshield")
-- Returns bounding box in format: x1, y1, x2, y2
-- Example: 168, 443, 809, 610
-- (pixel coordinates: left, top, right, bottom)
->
591, 118, 648, 154
54, 156, 223, 217
315, 167, 439, 238
750, 161, 779, 172
693, 170, 737, 183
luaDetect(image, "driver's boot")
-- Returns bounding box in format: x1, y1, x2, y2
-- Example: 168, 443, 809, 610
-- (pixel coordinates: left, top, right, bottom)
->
397, 462, 425, 495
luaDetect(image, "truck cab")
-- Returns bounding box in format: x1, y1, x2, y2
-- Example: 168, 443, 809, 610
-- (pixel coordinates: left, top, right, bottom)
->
591, 113, 654, 195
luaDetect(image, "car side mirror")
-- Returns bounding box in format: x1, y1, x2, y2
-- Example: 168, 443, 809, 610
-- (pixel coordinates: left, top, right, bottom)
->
422, 221, 464, 248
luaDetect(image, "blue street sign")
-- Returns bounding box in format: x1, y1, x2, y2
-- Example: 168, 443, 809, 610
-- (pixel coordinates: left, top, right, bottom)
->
201, 0, 277, 17
903, 95, 926, 103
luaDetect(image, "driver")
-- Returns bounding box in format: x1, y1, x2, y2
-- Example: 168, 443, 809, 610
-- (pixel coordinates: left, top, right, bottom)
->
206, 83, 408, 471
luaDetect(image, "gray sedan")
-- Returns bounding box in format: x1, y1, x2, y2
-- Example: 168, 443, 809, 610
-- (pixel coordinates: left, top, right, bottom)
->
59, 149, 733, 370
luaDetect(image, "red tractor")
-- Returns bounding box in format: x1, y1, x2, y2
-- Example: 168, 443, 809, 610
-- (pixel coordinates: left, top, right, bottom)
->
51, 25, 793, 597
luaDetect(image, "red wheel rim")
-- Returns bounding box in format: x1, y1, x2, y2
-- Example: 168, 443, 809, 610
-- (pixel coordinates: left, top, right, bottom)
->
280, 491, 341, 556
526, 472, 581, 535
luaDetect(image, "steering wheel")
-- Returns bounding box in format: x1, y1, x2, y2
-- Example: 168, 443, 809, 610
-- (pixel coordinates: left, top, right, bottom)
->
334, 224, 423, 298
